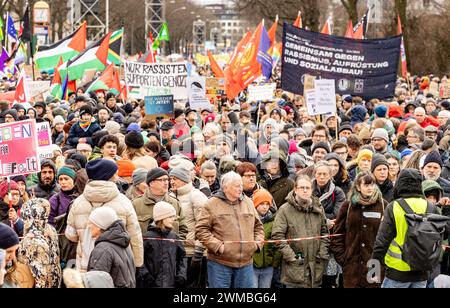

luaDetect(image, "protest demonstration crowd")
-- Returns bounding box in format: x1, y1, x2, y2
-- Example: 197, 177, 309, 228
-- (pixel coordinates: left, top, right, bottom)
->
1, 2, 450, 291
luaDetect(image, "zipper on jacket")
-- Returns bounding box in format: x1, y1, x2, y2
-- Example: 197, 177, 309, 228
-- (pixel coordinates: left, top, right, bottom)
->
233, 205, 244, 267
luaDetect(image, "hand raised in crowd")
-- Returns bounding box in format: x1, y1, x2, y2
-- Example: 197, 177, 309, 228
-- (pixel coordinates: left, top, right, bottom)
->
8, 208, 18, 222
439, 197, 450, 207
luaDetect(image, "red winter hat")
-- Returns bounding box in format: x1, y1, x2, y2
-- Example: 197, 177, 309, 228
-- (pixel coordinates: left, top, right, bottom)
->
388, 106, 404, 119
0, 180, 20, 199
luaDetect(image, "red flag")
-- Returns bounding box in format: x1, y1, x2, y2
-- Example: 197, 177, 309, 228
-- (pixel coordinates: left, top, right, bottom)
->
68, 22, 87, 52
293, 11, 302, 28
208, 51, 225, 78
321, 19, 331, 35
397, 15, 408, 79
225, 22, 263, 99
112, 67, 121, 94
354, 24, 364, 39
96, 32, 113, 66
119, 86, 128, 101
51, 57, 64, 85
268, 15, 279, 45
344, 20, 354, 39
13, 70, 29, 105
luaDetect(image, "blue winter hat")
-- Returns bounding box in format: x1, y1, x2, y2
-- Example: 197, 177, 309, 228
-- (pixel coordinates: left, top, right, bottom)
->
127, 123, 141, 133
86, 159, 118, 181
113, 113, 125, 124
374, 105, 388, 118
400, 149, 413, 160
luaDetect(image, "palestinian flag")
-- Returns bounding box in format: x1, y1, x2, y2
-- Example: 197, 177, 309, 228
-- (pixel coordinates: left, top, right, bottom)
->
35, 23, 86, 72
59, 32, 112, 81
50, 57, 64, 99
85, 63, 118, 94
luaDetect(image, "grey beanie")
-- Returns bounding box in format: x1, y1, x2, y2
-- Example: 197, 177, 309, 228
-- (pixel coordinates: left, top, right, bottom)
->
88, 207, 118, 230
132, 169, 148, 186
82, 271, 115, 288
169, 167, 191, 183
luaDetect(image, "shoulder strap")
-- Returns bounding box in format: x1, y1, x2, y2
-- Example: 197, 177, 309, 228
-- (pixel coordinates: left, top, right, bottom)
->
396, 198, 415, 215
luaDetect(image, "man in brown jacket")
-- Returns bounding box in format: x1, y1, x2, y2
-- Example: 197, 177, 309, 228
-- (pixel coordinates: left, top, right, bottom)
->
196, 172, 264, 288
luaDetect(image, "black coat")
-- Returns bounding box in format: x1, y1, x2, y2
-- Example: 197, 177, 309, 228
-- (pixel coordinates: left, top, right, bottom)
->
312, 181, 347, 220
67, 121, 102, 147
377, 179, 394, 203
437, 177, 450, 198
88, 220, 136, 288
139, 226, 186, 288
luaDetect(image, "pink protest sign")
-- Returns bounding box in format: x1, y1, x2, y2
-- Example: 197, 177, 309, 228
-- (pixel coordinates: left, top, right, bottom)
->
0, 120, 40, 177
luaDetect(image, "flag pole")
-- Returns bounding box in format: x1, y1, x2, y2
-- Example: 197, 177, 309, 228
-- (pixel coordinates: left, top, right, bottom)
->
5, 12, 8, 53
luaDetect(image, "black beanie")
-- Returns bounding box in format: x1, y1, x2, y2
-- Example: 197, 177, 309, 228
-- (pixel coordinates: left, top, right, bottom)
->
371, 154, 389, 173
147, 168, 169, 184
0, 223, 20, 249
424, 151, 443, 168
174, 108, 184, 119
79, 105, 94, 117
125, 131, 144, 149
86, 159, 118, 181
312, 142, 330, 154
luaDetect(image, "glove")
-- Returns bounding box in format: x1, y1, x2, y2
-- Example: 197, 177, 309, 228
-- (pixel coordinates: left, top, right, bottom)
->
193, 246, 204, 262
289, 255, 304, 266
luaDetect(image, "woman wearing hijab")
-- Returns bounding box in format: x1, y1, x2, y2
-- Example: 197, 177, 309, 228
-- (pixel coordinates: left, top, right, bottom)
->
17, 199, 62, 288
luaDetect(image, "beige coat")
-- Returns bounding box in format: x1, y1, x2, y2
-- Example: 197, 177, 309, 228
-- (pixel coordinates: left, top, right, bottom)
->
171, 183, 208, 256
65, 181, 144, 271
195, 191, 265, 268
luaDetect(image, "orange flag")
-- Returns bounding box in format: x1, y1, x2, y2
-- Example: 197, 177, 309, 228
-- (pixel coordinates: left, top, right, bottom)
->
344, 20, 354, 38
354, 24, 364, 39
321, 19, 331, 35
225, 23, 263, 98
293, 11, 302, 28
207, 51, 225, 78
268, 15, 279, 45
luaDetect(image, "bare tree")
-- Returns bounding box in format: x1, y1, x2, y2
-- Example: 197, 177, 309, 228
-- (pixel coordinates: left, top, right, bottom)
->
341, 0, 359, 24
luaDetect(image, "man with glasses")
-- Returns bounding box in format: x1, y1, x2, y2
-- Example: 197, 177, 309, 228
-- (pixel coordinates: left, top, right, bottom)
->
371, 128, 390, 155
332, 142, 349, 162
236, 162, 261, 199
132, 167, 187, 239
299, 124, 329, 156
406, 126, 425, 148
2, 110, 18, 123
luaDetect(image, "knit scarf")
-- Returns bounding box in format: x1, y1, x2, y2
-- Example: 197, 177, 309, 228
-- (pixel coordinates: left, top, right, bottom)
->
79, 120, 91, 132
351, 187, 382, 207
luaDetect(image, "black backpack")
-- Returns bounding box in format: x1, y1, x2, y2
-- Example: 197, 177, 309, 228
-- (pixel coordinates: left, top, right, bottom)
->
397, 199, 450, 272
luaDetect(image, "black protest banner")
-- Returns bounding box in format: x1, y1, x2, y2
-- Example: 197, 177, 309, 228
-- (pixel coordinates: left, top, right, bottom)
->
281, 23, 401, 100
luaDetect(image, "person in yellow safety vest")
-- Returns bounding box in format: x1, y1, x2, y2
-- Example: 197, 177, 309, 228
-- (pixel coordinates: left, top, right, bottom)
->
372, 169, 442, 288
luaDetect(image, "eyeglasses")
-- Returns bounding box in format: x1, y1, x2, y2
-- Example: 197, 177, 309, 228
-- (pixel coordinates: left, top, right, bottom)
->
335, 151, 348, 156
154, 178, 169, 183
243, 174, 257, 179
297, 186, 312, 191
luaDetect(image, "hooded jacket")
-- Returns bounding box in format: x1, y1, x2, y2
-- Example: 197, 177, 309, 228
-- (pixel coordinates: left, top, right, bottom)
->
325, 153, 352, 195
257, 150, 295, 209
65, 181, 144, 271
139, 225, 187, 288
271, 192, 329, 288
372, 169, 442, 283
88, 220, 136, 288
170, 182, 208, 256
132, 190, 188, 240
195, 190, 265, 268
17, 199, 62, 288
351, 105, 368, 127
32, 160, 60, 199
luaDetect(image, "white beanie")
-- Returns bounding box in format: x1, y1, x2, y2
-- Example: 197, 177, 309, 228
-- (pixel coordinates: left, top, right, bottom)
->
89, 207, 118, 230
153, 202, 176, 222
53, 115, 66, 126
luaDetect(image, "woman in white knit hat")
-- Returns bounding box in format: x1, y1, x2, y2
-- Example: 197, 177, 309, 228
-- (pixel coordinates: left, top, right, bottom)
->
138, 202, 186, 288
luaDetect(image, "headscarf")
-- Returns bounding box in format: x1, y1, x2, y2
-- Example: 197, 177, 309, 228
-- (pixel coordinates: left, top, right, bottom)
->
17, 199, 61, 288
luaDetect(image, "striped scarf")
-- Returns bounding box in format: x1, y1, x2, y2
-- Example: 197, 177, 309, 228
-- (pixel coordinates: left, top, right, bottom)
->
79, 120, 91, 132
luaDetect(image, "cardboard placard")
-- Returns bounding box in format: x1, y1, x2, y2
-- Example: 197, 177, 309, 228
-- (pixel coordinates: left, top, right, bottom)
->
247, 83, 276, 102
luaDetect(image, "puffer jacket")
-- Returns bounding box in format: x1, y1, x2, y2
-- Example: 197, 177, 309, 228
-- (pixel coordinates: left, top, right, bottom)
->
88, 220, 136, 288
258, 149, 295, 209
139, 226, 187, 288
253, 212, 281, 269
170, 183, 208, 256
132, 190, 187, 240
195, 190, 265, 268
65, 181, 144, 271
271, 192, 330, 288
67, 120, 102, 147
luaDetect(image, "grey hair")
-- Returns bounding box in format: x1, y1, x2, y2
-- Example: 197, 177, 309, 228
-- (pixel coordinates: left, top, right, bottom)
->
314, 161, 332, 176
220, 171, 242, 188
201, 160, 217, 173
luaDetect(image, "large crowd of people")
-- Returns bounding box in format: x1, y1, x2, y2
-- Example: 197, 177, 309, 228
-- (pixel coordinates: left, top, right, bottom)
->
0, 69, 450, 289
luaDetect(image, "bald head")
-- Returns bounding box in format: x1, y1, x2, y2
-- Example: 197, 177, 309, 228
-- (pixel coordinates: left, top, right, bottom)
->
414, 107, 426, 124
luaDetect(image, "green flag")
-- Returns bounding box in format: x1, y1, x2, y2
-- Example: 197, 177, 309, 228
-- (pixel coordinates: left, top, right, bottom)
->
159, 23, 170, 41
0, 16, 4, 42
